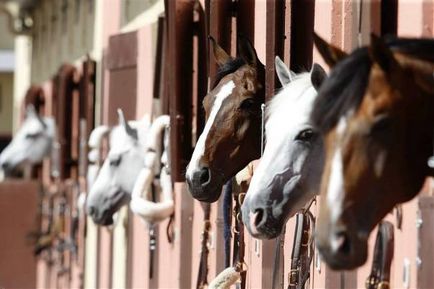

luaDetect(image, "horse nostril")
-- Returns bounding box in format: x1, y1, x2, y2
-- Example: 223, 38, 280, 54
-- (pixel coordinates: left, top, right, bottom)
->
1, 162, 10, 170
254, 208, 265, 227
333, 231, 351, 256
87, 206, 96, 217
199, 167, 210, 185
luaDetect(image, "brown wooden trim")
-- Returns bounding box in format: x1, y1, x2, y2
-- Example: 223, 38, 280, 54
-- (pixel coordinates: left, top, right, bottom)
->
52, 64, 78, 180
194, 1, 208, 141
381, 0, 398, 36
167, 0, 195, 182
24, 85, 46, 114
236, 0, 255, 44
290, 0, 315, 72
208, 0, 233, 80
265, 0, 286, 102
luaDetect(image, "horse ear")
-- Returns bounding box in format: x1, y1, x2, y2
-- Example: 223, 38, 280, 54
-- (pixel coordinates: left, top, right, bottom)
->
209, 36, 231, 66
313, 32, 347, 67
238, 35, 259, 66
275, 56, 295, 86
117, 109, 138, 140
26, 104, 37, 117
369, 33, 399, 73
310, 63, 327, 91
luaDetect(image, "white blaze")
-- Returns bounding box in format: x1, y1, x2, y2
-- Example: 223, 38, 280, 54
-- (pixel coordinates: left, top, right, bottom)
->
186, 81, 235, 178
327, 117, 347, 223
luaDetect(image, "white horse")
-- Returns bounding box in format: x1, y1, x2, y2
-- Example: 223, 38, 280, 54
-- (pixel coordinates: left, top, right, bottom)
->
86, 110, 150, 226
241, 57, 326, 239
0, 105, 55, 175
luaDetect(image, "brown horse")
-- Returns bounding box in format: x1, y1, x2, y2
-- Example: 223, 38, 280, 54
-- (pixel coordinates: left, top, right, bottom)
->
311, 33, 434, 269
186, 37, 265, 202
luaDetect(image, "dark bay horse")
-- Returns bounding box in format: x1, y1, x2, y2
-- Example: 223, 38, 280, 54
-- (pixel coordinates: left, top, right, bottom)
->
311, 33, 434, 269
186, 37, 265, 202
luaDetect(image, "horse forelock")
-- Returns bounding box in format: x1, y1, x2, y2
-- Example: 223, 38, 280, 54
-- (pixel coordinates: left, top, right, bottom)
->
311, 47, 372, 134
212, 58, 246, 89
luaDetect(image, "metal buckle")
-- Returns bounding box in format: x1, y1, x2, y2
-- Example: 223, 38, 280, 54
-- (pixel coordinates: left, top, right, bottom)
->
377, 281, 390, 289
288, 268, 299, 286
365, 276, 378, 289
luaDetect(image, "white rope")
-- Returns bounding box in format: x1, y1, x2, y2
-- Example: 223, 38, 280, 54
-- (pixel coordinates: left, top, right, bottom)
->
208, 267, 241, 289
130, 115, 174, 224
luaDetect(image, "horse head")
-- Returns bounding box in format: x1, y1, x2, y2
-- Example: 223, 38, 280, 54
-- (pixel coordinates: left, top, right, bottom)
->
86, 110, 149, 226
186, 36, 265, 202
242, 57, 326, 239
312, 33, 434, 269
0, 105, 55, 175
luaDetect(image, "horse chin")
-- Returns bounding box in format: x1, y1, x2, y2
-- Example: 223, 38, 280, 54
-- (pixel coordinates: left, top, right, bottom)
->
242, 211, 284, 240
248, 226, 282, 240
188, 185, 222, 203
316, 232, 368, 270
321, 244, 368, 270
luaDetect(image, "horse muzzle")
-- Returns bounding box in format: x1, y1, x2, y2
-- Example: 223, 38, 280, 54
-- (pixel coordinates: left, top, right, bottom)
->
87, 190, 129, 226
315, 226, 368, 270
186, 166, 223, 202
241, 200, 283, 239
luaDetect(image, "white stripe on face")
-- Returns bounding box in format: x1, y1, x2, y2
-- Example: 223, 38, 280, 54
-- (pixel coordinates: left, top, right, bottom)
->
327, 117, 347, 223
186, 81, 236, 179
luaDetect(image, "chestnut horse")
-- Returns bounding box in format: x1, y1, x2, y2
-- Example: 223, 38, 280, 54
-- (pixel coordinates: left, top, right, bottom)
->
186, 37, 265, 202
311, 33, 434, 269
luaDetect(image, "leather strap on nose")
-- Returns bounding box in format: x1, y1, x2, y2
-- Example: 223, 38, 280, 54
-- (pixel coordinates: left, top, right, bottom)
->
287, 212, 314, 289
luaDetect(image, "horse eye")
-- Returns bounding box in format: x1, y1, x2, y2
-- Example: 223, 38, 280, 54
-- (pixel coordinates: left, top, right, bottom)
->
370, 114, 392, 134
25, 132, 41, 139
295, 129, 316, 142
239, 98, 256, 110
109, 156, 122, 167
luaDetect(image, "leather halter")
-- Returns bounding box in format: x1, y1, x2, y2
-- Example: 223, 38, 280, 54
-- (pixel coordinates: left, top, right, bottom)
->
365, 221, 394, 289
271, 199, 315, 289
288, 211, 315, 289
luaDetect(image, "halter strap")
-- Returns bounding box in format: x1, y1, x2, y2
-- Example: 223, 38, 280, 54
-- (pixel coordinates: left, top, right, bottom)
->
365, 221, 394, 289
232, 180, 246, 289
196, 202, 212, 289
223, 179, 233, 268
288, 211, 315, 289
271, 228, 286, 289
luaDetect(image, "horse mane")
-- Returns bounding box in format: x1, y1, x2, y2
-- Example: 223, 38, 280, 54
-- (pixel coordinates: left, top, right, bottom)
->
311, 36, 434, 132
212, 57, 246, 89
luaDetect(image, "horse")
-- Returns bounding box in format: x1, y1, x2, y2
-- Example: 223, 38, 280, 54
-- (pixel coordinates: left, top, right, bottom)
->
186, 36, 265, 202
86, 110, 150, 226
311, 33, 434, 270
0, 105, 55, 175
241, 57, 326, 239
